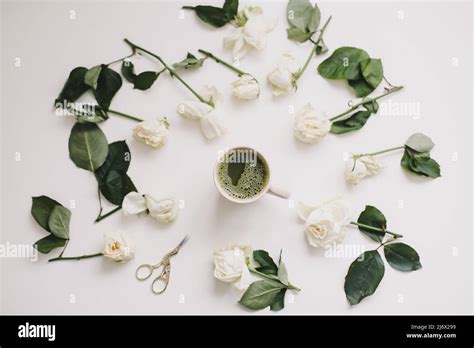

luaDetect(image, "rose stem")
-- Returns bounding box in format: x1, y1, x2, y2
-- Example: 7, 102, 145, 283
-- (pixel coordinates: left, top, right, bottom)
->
123, 38, 213, 106
350, 221, 403, 238
197, 49, 248, 77
329, 86, 404, 122
48, 253, 103, 262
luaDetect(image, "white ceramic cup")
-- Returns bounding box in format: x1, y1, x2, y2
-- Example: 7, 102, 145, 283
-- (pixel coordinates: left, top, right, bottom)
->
213, 146, 290, 203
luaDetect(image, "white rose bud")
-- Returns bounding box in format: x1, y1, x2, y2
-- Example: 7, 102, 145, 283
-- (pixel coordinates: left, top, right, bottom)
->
297, 199, 352, 248
122, 192, 147, 216
232, 74, 260, 100
133, 118, 169, 149
294, 103, 331, 143
345, 155, 382, 185
145, 193, 178, 224
102, 231, 135, 263
267, 53, 299, 96
213, 244, 252, 290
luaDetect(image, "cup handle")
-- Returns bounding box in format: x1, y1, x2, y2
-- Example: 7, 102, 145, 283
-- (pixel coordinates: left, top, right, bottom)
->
267, 185, 290, 199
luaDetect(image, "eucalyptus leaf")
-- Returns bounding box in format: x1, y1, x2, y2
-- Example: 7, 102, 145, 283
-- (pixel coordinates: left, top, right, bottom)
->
344, 250, 385, 305
239, 280, 286, 310
93, 65, 122, 110
253, 250, 279, 275
270, 288, 287, 311
84, 65, 102, 90
55, 67, 90, 105
405, 133, 435, 153
360, 58, 383, 89
318, 47, 370, 80
68, 123, 109, 172
31, 196, 61, 232
330, 110, 372, 134
357, 205, 387, 242
384, 243, 422, 272
98, 170, 137, 206
193, 6, 230, 28
47, 205, 71, 239
133, 71, 159, 90
34, 234, 67, 254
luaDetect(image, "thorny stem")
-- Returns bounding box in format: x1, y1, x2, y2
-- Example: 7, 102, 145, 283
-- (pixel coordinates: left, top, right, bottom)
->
329, 86, 404, 122
124, 38, 214, 107
198, 49, 248, 77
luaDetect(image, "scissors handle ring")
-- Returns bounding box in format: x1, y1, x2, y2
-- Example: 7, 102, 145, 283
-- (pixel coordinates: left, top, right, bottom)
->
135, 264, 155, 281
151, 265, 171, 294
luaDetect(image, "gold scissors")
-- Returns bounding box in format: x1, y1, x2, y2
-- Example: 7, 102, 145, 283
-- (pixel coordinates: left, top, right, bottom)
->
135, 235, 189, 294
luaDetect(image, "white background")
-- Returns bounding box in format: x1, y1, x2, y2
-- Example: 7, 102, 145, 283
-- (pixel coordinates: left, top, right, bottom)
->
1, 0, 472, 314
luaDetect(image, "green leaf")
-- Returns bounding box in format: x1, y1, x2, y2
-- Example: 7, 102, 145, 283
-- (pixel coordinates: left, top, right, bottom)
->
31, 196, 61, 232
193, 6, 230, 28
362, 99, 379, 114
360, 58, 383, 89
121, 61, 137, 83
270, 289, 287, 311
287, 0, 320, 33
253, 250, 279, 275
48, 205, 71, 239
384, 243, 422, 272
277, 261, 289, 285
133, 71, 159, 90
318, 47, 370, 80
55, 67, 90, 105
93, 65, 122, 110
348, 76, 376, 98
357, 205, 387, 242
34, 234, 67, 254
286, 27, 313, 43
84, 65, 102, 90
344, 250, 385, 305
401, 148, 441, 178
72, 104, 109, 124
68, 123, 109, 172
95, 141, 131, 180
98, 170, 137, 206
239, 280, 286, 310
173, 53, 206, 70
223, 0, 238, 19
405, 133, 435, 153
330, 110, 372, 134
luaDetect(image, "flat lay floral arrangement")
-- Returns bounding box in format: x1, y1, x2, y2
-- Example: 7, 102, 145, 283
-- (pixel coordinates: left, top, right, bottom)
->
32, 0, 441, 311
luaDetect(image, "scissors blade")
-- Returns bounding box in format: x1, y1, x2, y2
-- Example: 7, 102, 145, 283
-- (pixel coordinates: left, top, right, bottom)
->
164, 235, 189, 259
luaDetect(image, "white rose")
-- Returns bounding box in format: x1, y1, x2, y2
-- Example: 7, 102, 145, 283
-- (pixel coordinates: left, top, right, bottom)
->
232, 74, 260, 100
145, 193, 178, 224
224, 6, 276, 59
122, 192, 178, 223
297, 199, 352, 248
213, 244, 252, 290
102, 231, 135, 263
294, 103, 332, 143
345, 155, 382, 185
177, 85, 225, 139
267, 53, 299, 96
133, 118, 169, 149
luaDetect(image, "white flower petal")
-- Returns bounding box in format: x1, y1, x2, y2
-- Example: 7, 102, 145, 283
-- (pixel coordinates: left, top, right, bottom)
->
122, 192, 147, 216
177, 101, 213, 120
102, 231, 135, 263
200, 111, 226, 139
145, 193, 178, 223
296, 201, 319, 221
